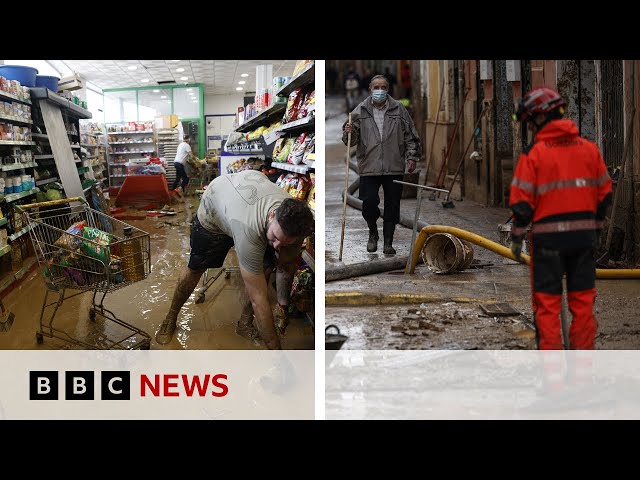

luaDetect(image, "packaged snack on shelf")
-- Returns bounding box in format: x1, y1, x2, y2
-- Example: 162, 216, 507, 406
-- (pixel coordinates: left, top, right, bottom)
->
275, 173, 287, 188
294, 175, 310, 201
302, 134, 315, 164
286, 175, 299, 196
283, 88, 305, 123
272, 137, 286, 159
288, 133, 311, 165
275, 137, 295, 163
290, 266, 313, 312
307, 173, 315, 210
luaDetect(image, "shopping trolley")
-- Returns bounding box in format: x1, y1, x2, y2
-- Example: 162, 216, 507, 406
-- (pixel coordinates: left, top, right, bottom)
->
16, 197, 152, 349
194, 266, 240, 304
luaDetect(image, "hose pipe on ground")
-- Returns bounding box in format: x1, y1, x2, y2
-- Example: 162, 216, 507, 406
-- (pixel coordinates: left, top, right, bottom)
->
408, 225, 640, 280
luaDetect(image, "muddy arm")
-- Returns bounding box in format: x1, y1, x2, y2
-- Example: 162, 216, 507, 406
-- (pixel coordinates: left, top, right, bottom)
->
239, 265, 281, 349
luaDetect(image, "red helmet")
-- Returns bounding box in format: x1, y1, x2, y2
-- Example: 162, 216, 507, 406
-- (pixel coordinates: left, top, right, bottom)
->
514, 87, 566, 122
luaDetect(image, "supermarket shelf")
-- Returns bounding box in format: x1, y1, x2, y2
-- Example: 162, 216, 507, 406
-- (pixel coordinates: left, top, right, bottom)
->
35, 177, 58, 186
108, 141, 153, 145
84, 156, 98, 160
275, 62, 315, 97
0, 244, 10, 258
70, 145, 81, 149
305, 159, 316, 169
0, 114, 32, 125
236, 102, 287, 133
110, 174, 127, 178
275, 115, 315, 133
2, 161, 37, 171
29, 88, 91, 119
32, 133, 49, 140
81, 143, 99, 148
0, 140, 35, 146
34, 155, 54, 160
0, 90, 31, 105
271, 162, 308, 174
302, 249, 315, 272
77, 167, 90, 174
109, 150, 154, 154
3, 187, 40, 203
67, 131, 79, 136
9, 223, 35, 242
107, 130, 154, 135
0, 217, 7, 227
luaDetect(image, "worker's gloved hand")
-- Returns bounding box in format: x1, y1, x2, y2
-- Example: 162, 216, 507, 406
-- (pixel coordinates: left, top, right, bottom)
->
511, 241, 523, 263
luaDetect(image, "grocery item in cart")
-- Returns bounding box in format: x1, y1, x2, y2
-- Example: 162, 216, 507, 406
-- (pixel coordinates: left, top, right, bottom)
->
54, 221, 85, 251
81, 226, 114, 263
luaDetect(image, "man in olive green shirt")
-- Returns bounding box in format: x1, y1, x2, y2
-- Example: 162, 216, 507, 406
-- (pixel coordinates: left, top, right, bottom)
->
156, 170, 314, 349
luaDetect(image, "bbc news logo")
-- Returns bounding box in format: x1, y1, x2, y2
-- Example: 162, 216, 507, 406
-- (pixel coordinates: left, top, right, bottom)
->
29, 371, 229, 400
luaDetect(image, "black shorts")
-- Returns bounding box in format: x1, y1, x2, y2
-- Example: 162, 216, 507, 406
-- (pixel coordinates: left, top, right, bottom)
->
187, 215, 279, 271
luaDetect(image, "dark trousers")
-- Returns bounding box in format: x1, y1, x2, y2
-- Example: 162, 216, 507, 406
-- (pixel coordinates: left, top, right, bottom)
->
359, 174, 403, 225
530, 244, 597, 350
172, 162, 189, 190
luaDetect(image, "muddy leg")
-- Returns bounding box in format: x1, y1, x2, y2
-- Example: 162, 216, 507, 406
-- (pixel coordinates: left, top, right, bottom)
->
156, 266, 205, 344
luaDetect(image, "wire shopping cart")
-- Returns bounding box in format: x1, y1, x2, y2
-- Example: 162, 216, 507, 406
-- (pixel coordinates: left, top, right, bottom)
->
16, 197, 152, 349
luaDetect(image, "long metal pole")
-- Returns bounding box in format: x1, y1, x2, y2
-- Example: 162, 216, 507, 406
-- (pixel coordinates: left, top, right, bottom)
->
392, 180, 448, 273
338, 113, 352, 262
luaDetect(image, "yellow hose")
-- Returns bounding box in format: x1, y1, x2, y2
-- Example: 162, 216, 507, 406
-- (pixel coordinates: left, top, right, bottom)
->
409, 225, 640, 279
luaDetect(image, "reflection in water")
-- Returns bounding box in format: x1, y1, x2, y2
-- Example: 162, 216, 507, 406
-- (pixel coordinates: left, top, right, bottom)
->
0, 207, 314, 351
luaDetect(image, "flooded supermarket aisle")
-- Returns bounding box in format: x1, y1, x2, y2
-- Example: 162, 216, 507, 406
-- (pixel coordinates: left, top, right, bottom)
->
0, 200, 314, 350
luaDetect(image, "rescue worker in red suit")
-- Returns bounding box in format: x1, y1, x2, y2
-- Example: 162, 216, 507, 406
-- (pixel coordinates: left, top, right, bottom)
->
510, 87, 612, 350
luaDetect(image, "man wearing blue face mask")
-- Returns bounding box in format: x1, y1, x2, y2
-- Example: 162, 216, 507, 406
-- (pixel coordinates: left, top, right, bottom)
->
343, 74, 422, 254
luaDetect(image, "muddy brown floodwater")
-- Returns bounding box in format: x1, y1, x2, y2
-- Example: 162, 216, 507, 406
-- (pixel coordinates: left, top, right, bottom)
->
324, 95, 640, 351
0, 197, 314, 350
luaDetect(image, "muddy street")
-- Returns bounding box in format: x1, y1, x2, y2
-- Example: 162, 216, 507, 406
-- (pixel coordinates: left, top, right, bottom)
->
324, 96, 640, 350
0, 196, 314, 350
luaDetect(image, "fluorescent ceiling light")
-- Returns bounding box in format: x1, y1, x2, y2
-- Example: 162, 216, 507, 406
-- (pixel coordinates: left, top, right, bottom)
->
238, 81, 246, 85
241, 73, 248, 77
236, 87, 243, 91
141, 79, 149, 83
127, 65, 138, 71
153, 89, 159, 93
180, 76, 188, 81
161, 95, 167, 99
186, 88, 193, 92
176, 68, 185, 72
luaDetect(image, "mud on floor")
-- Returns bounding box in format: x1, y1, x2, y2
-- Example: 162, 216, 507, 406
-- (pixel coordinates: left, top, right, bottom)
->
326, 302, 538, 350
0, 197, 315, 350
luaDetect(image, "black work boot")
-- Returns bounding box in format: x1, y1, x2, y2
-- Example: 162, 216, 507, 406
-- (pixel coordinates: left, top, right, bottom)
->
383, 221, 396, 255
367, 221, 379, 252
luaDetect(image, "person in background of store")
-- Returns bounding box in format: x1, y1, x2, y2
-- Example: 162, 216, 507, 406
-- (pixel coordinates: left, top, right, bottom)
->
155, 169, 315, 349
172, 134, 197, 194
510, 86, 612, 350
342, 74, 422, 255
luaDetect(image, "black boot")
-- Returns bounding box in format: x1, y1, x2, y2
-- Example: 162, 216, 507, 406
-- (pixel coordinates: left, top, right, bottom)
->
367, 221, 379, 252
383, 221, 396, 255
